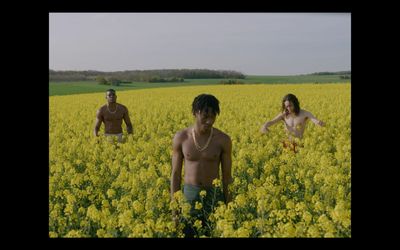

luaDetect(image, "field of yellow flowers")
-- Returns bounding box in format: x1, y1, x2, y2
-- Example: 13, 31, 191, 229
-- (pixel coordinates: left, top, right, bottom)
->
49, 83, 351, 237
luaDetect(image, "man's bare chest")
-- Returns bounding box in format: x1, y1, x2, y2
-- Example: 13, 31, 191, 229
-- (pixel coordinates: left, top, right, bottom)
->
104, 112, 124, 121
182, 140, 221, 162
284, 116, 307, 128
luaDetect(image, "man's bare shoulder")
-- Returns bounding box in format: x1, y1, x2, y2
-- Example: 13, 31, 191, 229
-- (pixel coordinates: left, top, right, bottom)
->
173, 128, 190, 143
213, 128, 231, 143
299, 109, 312, 117
97, 105, 107, 114
118, 103, 128, 111
277, 112, 286, 119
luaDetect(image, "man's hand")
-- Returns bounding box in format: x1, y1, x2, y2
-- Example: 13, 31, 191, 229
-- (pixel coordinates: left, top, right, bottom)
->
318, 120, 325, 127
260, 124, 269, 134
94, 133, 100, 144
172, 210, 180, 228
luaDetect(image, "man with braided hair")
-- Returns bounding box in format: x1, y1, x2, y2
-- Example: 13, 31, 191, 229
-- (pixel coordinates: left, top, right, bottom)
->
171, 94, 232, 237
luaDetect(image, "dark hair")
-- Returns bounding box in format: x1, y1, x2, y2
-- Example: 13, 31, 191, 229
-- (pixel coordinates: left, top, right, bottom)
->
192, 94, 220, 116
282, 93, 300, 115
106, 89, 116, 94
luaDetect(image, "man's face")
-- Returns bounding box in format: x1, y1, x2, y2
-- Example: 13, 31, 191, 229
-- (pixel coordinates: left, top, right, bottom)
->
106, 91, 117, 103
284, 100, 294, 114
195, 109, 216, 132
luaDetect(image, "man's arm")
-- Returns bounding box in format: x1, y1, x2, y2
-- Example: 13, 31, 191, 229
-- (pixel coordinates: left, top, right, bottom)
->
306, 111, 325, 127
94, 109, 103, 137
260, 113, 284, 133
123, 108, 133, 134
171, 132, 184, 223
171, 132, 184, 199
221, 135, 233, 204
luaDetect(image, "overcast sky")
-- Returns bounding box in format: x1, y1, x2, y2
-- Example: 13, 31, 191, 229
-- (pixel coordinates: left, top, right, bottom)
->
49, 13, 351, 75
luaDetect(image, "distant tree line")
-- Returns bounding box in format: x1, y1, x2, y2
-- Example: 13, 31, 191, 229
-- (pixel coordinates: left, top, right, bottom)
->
49, 69, 246, 83
96, 76, 124, 86
310, 71, 351, 76
339, 75, 351, 79
310, 71, 351, 80
49, 70, 105, 82
219, 79, 244, 85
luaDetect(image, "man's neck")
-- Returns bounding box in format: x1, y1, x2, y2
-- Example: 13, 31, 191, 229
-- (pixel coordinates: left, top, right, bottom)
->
193, 124, 212, 136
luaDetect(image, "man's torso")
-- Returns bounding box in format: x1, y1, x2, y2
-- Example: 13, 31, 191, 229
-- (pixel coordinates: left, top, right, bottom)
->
283, 109, 309, 138
181, 127, 225, 188
100, 103, 126, 134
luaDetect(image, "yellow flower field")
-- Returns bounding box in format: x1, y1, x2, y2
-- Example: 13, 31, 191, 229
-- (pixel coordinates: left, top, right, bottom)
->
49, 83, 351, 237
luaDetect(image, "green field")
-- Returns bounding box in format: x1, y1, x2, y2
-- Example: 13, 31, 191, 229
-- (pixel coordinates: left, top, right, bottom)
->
49, 75, 350, 96
49, 81, 208, 96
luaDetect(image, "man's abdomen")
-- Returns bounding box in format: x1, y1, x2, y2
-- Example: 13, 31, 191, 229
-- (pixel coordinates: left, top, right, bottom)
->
184, 161, 220, 188
104, 121, 123, 134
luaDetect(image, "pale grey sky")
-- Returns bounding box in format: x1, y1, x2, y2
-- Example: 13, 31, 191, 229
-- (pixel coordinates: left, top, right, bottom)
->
49, 13, 351, 75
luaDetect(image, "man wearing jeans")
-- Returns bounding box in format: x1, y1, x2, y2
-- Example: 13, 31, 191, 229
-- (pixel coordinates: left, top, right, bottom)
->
171, 94, 233, 237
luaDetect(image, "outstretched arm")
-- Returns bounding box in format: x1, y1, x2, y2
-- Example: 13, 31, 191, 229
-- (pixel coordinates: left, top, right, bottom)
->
221, 135, 233, 204
260, 113, 284, 134
306, 111, 325, 127
94, 109, 103, 137
123, 108, 133, 134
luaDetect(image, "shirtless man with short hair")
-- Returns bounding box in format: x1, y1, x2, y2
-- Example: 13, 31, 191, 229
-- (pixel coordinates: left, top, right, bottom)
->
171, 94, 232, 237
94, 89, 133, 143
260, 93, 325, 152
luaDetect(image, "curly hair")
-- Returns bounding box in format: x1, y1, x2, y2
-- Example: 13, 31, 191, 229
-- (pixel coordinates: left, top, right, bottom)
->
192, 94, 220, 116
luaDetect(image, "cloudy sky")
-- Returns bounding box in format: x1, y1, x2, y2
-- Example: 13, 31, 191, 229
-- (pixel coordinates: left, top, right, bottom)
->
49, 13, 351, 75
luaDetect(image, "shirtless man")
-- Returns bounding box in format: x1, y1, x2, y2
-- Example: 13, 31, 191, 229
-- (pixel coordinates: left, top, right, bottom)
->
94, 89, 133, 143
260, 93, 325, 152
171, 94, 232, 237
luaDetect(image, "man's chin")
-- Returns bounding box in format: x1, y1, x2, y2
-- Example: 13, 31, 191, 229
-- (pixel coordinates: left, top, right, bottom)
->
203, 126, 212, 131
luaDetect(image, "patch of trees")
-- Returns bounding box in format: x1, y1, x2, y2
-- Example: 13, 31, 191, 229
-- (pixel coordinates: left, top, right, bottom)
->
49, 69, 246, 83
96, 76, 124, 86
49, 70, 104, 81
310, 71, 351, 75
219, 79, 244, 85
